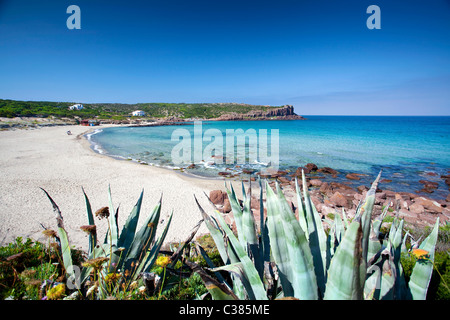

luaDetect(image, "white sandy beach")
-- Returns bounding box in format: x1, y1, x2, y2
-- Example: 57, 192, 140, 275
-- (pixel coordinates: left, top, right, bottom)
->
0, 124, 230, 251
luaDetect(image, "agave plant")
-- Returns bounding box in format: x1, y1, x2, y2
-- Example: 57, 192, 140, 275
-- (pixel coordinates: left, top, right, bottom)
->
41, 186, 172, 299
194, 171, 440, 300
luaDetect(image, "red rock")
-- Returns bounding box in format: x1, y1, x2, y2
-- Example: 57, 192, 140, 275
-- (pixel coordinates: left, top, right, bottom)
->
310, 195, 322, 209
222, 199, 231, 213
357, 185, 368, 193
330, 182, 353, 190
317, 167, 338, 175
329, 191, 348, 208
319, 182, 332, 195
210, 190, 226, 205
398, 209, 419, 220
294, 167, 307, 176
305, 163, 318, 172
321, 205, 336, 216
310, 179, 323, 187
346, 173, 361, 180
278, 176, 291, 184
414, 197, 443, 213
409, 203, 425, 214
353, 193, 364, 201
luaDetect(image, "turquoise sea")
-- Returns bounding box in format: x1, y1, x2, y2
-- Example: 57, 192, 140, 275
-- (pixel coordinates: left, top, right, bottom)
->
88, 116, 450, 200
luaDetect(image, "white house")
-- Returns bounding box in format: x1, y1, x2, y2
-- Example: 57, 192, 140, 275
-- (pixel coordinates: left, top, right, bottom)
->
69, 104, 84, 110
132, 110, 146, 117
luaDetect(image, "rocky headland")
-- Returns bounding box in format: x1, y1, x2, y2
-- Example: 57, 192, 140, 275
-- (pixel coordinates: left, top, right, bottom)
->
209, 105, 305, 121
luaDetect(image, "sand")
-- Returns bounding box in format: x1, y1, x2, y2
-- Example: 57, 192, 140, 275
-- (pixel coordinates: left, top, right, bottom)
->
0, 124, 230, 251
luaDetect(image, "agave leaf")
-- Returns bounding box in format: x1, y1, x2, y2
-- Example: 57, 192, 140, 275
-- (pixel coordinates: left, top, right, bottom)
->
225, 182, 246, 247
409, 218, 440, 300
327, 220, 337, 259
196, 194, 246, 298
123, 198, 162, 270
107, 185, 119, 247
364, 247, 396, 300
364, 264, 380, 300
241, 181, 247, 202
258, 178, 270, 264
372, 205, 387, 238
196, 195, 232, 264
324, 217, 364, 300
135, 212, 173, 276
390, 219, 404, 261
378, 247, 397, 300
82, 187, 97, 256
266, 181, 318, 300
41, 188, 75, 280
264, 181, 294, 297
118, 189, 144, 253
359, 171, 382, 267
196, 243, 228, 285
57, 227, 75, 278
294, 177, 308, 235
170, 218, 203, 267
342, 207, 349, 229
210, 262, 267, 300
386, 217, 410, 299
186, 260, 238, 300
242, 188, 258, 247
211, 208, 268, 300
300, 172, 328, 296
241, 186, 264, 279
334, 210, 345, 245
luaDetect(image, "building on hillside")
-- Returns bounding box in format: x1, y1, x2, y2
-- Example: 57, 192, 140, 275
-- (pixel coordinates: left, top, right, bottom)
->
69, 104, 84, 110
132, 110, 146, 117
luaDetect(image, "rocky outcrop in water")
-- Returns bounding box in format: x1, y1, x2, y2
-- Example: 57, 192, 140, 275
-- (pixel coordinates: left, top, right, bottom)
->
208, 163, 450, 231
212, 105, 305, 121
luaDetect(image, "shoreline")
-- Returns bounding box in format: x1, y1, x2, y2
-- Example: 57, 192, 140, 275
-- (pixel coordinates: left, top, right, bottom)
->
0, 124, 232, 251
82, 125, 449, 231
1, 123, 448, 253
88, 124, 450, 202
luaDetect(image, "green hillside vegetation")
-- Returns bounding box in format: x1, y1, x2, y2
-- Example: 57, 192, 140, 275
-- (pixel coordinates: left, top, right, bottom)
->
0, 99, 281, 120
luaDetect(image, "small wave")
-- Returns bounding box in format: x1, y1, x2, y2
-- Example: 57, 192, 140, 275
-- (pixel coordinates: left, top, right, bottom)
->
253, 159, 269, 166
93, 144, 105, 154
86, 129, 103, 141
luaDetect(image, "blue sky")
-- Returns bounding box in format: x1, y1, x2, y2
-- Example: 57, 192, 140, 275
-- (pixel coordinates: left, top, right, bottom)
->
0, 0, 449, 115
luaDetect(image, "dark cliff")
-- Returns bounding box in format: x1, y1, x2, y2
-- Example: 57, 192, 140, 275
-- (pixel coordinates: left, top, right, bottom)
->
212, 105, 305, 121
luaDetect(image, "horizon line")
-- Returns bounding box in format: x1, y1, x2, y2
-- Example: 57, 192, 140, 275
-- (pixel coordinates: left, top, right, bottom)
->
1, 97, 449, 117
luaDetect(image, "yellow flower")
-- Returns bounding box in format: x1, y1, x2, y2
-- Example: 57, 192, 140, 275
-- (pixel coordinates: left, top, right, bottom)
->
155, 255, 171, 268
412, 249, 430, 260
104, 272, 121, 283
47, 283, 66, 300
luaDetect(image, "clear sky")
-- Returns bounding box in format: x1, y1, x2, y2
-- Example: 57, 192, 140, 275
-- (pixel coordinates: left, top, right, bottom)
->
0, 0, 449, 115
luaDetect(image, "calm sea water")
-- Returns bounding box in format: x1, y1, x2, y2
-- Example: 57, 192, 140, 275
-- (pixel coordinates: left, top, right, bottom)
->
88, 116, 450, 200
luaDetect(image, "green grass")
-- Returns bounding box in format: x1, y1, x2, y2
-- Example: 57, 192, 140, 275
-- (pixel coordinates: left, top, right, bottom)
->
1, 226, 448, 300
0, 99, 283, 120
